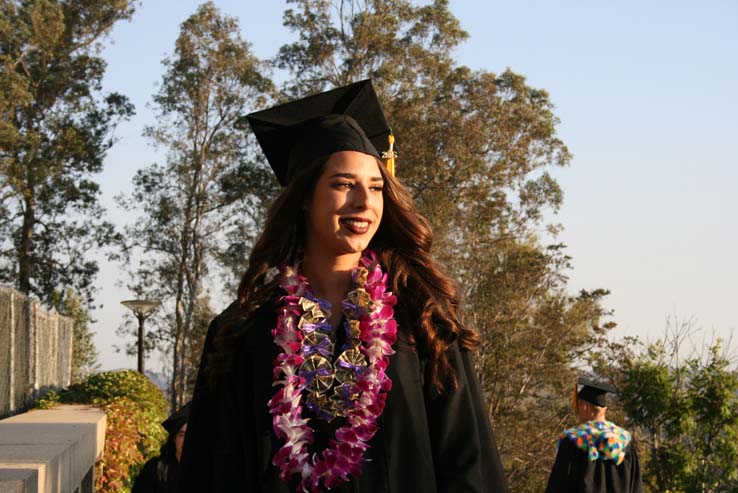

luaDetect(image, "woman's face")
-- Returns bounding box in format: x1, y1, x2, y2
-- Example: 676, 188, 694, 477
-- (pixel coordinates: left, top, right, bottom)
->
305, 150, 384, 257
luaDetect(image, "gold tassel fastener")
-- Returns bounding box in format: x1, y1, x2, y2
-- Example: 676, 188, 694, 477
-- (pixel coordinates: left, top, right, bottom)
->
382, 133, 397, 177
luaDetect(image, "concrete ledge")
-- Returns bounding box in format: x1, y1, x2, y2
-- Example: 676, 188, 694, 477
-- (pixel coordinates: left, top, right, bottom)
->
0, 405, 106, 493
0, 468, 38, 493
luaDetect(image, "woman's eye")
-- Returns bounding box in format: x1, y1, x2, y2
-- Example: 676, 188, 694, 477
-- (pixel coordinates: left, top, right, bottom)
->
333, 182, 353, 189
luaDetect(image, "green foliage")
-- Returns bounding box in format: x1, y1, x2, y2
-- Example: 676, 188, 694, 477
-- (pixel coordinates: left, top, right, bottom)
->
594, 321, 738, 493
51, 288, 99, 382
0, 0, 135, 307
35, 389, 60, 409
471, 242, 612, 490
38, 370, 167, 493
94, 397, 147, 493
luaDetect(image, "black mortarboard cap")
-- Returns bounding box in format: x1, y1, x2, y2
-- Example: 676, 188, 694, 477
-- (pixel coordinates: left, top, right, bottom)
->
577, 376, 616, 407
244, 80, 392, 186
161, 401, 190, 436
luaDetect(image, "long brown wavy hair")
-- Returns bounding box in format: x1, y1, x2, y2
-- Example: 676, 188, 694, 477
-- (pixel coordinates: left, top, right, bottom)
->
210, 155, 478, 392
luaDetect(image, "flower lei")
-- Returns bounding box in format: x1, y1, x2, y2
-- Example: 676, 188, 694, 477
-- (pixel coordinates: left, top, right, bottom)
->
268, 250, 398, 492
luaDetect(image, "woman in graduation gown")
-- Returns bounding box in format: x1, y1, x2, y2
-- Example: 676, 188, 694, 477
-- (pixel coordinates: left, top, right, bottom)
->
179, 80, 508, 493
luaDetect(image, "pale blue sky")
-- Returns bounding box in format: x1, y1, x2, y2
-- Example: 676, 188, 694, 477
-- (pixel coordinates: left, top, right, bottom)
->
94, 1, 738, 370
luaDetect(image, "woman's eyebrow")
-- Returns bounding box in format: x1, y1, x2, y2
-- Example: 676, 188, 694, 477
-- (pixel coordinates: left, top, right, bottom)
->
328, 173, 384, 182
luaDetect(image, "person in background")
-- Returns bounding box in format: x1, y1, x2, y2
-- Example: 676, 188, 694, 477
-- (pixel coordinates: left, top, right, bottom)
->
132, 403, 189, 493
545, 377, 644, 493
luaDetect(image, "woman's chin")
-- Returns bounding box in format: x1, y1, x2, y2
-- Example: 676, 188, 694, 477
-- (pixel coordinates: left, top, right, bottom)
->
307, 233, 375, 258
336, 240, 371, 256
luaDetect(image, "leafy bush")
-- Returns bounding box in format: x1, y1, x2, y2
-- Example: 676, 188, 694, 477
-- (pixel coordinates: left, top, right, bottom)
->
94, 397, 147, 492
38, 370, 167, 493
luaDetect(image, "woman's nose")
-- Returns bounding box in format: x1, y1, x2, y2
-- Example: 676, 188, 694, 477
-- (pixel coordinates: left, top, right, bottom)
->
350, 184, 370, 209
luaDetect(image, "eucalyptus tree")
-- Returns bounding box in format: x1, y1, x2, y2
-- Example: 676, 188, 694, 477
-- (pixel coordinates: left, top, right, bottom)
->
0, 0, 135, 306
120, 1, 274, 409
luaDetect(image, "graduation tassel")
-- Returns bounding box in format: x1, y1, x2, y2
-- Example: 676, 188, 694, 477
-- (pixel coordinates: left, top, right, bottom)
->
571, 382, 579, 414
382, 133, 397, 177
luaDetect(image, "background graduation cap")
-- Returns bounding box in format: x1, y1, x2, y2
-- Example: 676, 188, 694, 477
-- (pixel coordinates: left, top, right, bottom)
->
576, 376, 616, 407
244, 79, 395, 186
162, 401, 190, 436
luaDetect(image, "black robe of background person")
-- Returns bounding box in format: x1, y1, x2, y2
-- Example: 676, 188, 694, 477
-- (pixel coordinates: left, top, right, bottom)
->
545, 438, 644, 493
179, 300, 509, 493
133, 450, 181, 493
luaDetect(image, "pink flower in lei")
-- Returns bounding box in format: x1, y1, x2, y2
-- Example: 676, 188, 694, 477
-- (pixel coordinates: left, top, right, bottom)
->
268, 250, 397, 492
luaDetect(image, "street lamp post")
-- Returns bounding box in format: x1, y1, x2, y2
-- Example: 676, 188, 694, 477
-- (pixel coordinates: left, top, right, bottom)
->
121, 299, 161, 374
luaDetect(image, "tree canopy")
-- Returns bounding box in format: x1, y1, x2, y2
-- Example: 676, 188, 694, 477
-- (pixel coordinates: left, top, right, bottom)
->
118, 1, 274, 409
0, 0, 136, 307
593, 319, 738, 493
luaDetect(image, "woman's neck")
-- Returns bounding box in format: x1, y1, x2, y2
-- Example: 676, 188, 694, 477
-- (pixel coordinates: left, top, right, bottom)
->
301, 249, 362, 326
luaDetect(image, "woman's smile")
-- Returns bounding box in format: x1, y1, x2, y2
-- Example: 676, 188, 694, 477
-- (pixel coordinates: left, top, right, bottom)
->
339, 217, 372, 234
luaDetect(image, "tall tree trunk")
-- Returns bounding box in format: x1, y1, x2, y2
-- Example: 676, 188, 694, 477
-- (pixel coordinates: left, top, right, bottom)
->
172, 235, 189, 410
172, 253, 188, 410
171, 304, 182, 411
18, 191, 35, 294
173, 162, 200, 409
182, 238, 204, 402
178, 153, 205, 405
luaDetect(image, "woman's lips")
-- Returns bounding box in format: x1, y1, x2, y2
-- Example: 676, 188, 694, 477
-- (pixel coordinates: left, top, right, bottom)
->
340, 218, 371, 234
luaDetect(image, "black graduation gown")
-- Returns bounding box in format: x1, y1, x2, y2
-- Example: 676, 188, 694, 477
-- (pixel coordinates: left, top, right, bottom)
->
544, 438, 644, 493
179, 301, 508, 492
133, 452, 181, 493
